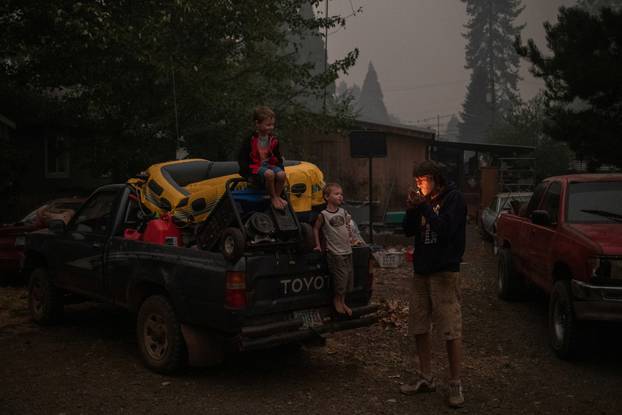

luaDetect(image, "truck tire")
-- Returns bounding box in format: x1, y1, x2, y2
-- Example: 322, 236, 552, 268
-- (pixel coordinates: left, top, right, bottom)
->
220, 227, 245, 262
28, 268, 64, 325
549, 280, 581, 360
497, 248, 525, 301
136, 295, 187, 374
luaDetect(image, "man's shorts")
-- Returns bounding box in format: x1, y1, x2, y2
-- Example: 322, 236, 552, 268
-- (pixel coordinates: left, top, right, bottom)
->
255, 162, 284, 185
327, 253, 354, 296
408, 271, 462, 340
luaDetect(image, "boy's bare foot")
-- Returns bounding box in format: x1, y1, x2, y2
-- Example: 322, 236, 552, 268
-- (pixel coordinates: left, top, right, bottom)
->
271, 197, 286, 210
334, 298, 346, 314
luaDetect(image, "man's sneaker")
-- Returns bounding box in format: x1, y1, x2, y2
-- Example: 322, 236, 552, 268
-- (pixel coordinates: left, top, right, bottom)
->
448, 381, 464, 408
399, 375, 436, 395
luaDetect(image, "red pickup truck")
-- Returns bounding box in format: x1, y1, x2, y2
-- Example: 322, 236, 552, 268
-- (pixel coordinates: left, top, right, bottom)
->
495, 174, 622, 359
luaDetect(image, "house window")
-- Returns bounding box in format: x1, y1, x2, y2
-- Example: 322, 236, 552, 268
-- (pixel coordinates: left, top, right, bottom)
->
45, 136, 70, 178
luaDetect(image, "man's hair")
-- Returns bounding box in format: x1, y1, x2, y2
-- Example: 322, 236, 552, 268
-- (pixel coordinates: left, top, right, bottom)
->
322, 182, 342, 200
253, 106, 275, 123
412, 160, 446, 187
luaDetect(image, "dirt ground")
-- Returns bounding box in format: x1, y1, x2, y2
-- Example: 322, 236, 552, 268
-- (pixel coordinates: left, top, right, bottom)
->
1, 224, 622, 414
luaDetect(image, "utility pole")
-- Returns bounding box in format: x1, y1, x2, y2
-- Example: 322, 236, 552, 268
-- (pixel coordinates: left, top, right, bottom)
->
322, 0, 328, 114
437, 114, 440, 140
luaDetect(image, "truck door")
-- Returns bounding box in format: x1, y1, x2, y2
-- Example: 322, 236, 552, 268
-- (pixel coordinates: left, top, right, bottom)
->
525, 181, 562, 290
512, 182, 547, 276
53, 189, 118, 296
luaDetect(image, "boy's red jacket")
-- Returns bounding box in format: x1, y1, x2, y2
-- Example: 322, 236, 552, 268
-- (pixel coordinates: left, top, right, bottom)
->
237, 133, 284, 177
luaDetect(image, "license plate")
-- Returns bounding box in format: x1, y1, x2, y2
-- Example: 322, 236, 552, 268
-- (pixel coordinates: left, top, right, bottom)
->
14, 236, 26, 247
294, 309, 323, 328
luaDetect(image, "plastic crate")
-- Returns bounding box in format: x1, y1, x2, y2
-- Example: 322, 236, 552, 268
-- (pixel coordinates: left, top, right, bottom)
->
373, 250, 404, 268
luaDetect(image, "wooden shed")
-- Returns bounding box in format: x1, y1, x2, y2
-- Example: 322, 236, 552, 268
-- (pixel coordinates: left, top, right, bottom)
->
301, 120, 435, 219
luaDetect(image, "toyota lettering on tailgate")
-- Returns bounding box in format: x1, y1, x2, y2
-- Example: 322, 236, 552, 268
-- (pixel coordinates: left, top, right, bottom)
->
280, 275, 329, 295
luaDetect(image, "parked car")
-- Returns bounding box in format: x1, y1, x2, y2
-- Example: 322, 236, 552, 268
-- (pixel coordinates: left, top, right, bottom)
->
480, 192, 532, 253
495, 174, 622, 359
0, 198, 85, 283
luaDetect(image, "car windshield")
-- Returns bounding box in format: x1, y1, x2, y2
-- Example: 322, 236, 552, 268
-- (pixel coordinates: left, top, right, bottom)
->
567, 181, 622, 223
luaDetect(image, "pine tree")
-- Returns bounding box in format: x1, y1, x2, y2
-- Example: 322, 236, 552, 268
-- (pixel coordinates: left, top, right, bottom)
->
445, 114, 460, 142
460, 0, 524, 142
358, 62, 390, 123
459, 67, 494, 142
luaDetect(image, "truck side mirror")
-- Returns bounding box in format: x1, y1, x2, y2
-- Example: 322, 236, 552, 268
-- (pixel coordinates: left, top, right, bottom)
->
48, 219, 66, 233
531, 210, 551, 226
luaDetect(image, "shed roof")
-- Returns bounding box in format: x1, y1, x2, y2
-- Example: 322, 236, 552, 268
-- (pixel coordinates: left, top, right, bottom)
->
355, 119, 435, 141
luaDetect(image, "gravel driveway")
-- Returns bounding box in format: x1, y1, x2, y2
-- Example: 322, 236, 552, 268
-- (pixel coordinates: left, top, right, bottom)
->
1, 224, 621, 414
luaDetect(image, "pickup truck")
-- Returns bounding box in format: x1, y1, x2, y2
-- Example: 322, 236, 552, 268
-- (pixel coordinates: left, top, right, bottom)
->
23, 184, 377, 373
495, 174, 622, 359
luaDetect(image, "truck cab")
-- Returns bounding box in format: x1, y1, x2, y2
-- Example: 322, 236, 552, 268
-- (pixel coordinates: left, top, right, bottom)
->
495, 174, 622, 359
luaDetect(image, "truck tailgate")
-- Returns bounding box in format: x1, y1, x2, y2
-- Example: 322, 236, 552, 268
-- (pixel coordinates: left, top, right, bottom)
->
244, 247, 371, 315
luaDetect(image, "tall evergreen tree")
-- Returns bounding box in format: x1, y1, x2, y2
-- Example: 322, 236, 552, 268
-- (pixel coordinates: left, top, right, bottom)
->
517, 6, 622, 168
445, 114, 460, 142
358, 62, 390, 123
460, 0, 525, 142
459, 67, 494, 142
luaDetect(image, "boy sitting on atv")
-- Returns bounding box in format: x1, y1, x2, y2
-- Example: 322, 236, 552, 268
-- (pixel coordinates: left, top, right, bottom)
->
237, 106, 288, 210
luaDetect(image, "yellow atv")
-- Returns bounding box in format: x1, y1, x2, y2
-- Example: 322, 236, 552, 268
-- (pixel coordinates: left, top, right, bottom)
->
128, 159, 325, 224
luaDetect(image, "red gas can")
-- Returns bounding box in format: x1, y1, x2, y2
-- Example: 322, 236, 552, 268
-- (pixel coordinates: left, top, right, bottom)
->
142, 213, 182, 246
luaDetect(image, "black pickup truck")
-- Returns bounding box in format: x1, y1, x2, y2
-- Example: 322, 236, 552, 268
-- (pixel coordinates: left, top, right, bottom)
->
23, 184, 377, 373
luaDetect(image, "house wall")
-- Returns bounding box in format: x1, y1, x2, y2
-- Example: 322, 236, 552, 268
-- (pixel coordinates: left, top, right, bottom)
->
301, 130, 429, 219
4, 134, 111, 222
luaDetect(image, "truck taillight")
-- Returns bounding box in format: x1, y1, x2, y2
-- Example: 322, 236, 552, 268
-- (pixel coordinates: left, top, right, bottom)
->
225, 271, 247, 309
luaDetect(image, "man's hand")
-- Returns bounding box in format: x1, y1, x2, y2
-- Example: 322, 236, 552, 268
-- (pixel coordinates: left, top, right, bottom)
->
313, 245, 322, 252
406, 187, 426, 208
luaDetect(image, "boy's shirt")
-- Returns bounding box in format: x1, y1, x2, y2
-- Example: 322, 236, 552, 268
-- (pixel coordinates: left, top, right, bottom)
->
237, 132, 284, 177
320, 208, 352, 256
257, 135, 271, 161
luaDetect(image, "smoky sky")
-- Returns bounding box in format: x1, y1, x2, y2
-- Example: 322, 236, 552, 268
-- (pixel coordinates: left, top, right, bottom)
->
325, 0, 576, 129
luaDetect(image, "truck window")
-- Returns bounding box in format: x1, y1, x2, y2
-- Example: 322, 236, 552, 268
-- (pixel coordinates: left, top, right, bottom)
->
567, 181, 622, 223
71, 191, 117, 235
523, 182, 547, 218
540, 181, 561, 224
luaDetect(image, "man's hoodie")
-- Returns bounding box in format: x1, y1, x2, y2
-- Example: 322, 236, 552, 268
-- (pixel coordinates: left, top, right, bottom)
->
402, 182, 467, 275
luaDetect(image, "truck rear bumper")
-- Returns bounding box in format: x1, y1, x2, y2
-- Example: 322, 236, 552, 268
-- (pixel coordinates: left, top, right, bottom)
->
237, 304, 379, 351
571, 280, 622, 322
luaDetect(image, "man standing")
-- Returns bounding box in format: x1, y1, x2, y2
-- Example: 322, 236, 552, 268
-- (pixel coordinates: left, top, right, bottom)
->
400, 160, 467, 408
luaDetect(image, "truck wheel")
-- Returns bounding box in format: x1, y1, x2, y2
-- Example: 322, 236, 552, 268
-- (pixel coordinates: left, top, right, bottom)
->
220, 227, 245, 262
549, 280, 581, 360
136, 295, 187, 374
497, 248, 525, 301
297, 222, 315, 253
28, 268, 63, 325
